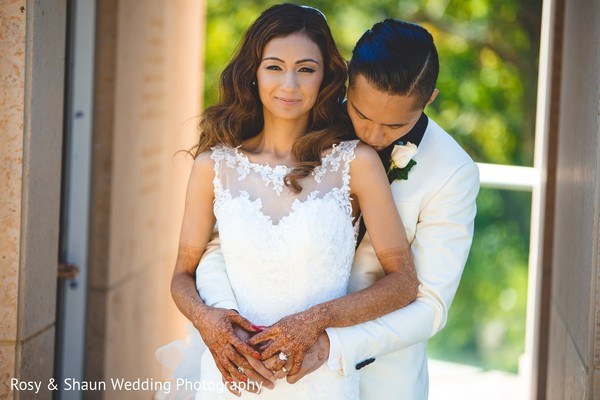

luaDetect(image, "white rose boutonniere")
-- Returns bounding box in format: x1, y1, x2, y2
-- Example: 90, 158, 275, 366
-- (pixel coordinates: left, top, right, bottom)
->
388, 141, 418, 183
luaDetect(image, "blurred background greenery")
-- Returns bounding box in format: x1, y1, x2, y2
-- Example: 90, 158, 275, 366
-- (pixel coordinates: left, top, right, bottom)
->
204, 0, 542, 373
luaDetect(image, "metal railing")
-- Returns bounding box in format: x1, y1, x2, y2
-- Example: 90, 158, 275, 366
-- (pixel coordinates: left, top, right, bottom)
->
477, 163, 537, 191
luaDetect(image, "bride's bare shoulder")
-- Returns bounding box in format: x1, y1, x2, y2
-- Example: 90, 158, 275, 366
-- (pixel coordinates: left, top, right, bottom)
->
189, 150, 216, 182
352, 141, 381, 165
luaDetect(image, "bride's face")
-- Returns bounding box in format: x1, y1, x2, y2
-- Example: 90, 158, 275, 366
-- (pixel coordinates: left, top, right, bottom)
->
256, 32, 324, 125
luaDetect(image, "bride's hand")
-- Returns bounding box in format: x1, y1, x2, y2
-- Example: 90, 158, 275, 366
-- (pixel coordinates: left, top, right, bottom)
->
194, 307, 262, 383
262, 332, 329, 382
247, 307, 330, 376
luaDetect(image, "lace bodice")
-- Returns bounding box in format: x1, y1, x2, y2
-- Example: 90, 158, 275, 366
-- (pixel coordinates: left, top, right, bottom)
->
193, 140, 361, 399
210, 140, 359, 326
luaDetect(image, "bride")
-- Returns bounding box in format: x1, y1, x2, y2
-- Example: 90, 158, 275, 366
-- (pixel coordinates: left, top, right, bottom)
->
169, 4, 418, 399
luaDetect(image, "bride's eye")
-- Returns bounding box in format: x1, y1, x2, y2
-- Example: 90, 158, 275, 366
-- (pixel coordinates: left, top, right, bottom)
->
266, 65, 282, 71
298, 67, 316, 73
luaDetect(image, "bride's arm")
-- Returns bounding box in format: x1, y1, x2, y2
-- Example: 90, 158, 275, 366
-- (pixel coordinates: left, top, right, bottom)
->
170, 152, 261, 383
249, 142, 418, 375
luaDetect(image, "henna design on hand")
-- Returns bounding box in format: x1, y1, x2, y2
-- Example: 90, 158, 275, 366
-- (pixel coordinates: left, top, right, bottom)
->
286, 332, 329, 384
248, 307, 331, 376
196, 308, 262, 383
172, 243, 266, 384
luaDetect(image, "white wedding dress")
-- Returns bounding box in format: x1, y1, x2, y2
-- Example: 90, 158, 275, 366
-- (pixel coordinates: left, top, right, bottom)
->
194, 140, 360, 399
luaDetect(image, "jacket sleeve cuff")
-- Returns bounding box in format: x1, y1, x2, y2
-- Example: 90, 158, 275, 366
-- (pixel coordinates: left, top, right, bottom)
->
325, 328, 343, 371
210, 300, 239, 311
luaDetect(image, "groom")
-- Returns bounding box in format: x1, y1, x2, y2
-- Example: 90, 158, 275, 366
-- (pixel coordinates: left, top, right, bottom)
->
196, 19, 479, 399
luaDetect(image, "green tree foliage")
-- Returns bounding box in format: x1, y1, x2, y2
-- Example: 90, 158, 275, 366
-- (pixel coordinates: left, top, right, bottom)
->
204, 0, 542, 373
432, 188, 532, 372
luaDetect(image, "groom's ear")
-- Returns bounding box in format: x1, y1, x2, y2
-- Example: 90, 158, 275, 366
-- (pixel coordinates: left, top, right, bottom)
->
425, 89, 439, 107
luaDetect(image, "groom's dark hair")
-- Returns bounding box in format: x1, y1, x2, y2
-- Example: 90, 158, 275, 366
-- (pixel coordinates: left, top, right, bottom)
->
349, 19, 439, 110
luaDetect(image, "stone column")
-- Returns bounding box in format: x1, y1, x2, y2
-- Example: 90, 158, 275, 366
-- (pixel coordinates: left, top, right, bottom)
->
0, 1, 67, 399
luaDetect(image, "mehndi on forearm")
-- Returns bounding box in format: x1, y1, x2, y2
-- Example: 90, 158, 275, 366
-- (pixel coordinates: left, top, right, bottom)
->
170, 243, 210, 325
308, 246, 418, 329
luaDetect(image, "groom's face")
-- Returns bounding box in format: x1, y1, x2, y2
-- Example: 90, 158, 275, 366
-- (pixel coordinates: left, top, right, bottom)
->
346, 74, 424, 151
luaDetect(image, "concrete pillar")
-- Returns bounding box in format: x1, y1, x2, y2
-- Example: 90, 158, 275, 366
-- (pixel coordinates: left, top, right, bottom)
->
85, 1, 205, 398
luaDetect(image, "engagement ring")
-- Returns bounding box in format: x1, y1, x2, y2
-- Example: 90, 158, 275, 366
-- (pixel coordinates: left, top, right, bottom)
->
279, 352, 288, 361
282, 367, 288, 373
237, 366, 244, 374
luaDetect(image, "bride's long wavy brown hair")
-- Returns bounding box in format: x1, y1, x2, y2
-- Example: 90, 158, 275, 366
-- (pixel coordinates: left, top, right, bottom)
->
192, 3, 350, 192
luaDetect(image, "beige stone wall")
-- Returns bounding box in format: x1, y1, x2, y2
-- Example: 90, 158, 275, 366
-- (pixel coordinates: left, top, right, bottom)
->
0, 0, 26, 392
1, 1, 67, 399
85, 0, 205, 398
545, 0, 600, 398
0, 1, 25, 396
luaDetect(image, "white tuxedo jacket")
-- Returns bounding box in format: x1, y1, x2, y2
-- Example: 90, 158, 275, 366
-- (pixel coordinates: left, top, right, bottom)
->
196, 118, 479, 400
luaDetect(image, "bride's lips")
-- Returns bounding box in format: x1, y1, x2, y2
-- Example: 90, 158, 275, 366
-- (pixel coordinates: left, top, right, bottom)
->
275, 97, 300, 105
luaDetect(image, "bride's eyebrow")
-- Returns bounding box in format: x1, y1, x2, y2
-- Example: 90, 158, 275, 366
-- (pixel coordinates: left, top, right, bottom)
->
262, 56, 320, 65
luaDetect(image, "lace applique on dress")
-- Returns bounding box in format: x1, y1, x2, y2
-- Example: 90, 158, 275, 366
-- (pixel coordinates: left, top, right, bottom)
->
211, 145, 291, 195
210, 140, 358, 218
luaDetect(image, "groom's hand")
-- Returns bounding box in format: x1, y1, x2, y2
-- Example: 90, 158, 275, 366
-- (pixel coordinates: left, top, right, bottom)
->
286, 332, 329, 384
227, 325, 275, 393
